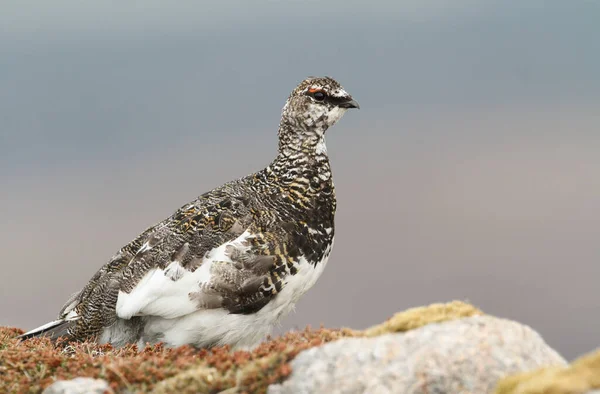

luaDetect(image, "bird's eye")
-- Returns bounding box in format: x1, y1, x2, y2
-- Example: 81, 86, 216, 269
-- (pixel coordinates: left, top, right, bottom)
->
313, 91, 326, 101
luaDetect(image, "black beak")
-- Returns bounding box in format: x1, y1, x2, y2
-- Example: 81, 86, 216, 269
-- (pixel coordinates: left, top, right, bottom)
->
337, 98, 360, 109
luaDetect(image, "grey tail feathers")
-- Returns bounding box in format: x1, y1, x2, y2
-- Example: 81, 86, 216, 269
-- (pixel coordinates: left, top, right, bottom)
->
17, 319, 74, 341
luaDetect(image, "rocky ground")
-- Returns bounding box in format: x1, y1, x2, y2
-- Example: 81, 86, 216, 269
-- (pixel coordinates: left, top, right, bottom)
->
0, 301, 598, 393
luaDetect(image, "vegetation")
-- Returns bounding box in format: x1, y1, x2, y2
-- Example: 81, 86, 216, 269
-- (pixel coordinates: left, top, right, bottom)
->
0, 301, 484, 393
496, 348, 600, 394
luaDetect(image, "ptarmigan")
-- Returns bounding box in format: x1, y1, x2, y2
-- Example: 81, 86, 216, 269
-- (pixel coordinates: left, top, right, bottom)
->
19, 76, 359, 349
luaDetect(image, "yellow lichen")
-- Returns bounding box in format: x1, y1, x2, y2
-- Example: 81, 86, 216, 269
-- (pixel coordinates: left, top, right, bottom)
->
1, 301, 488, 393
152, 366, 231, 394
362, 300, 483, 337
495, 348, 600, 394
150, 302, 484, 393
148, 329, 354, 394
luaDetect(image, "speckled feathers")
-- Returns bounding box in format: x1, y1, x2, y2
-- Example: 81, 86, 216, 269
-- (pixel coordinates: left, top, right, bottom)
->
19, 77, 359, 349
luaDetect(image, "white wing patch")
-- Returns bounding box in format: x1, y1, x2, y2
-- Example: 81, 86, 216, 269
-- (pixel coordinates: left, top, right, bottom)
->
115, 230, 253, 320
138, 239, 334, 349
163, 260, 187, 281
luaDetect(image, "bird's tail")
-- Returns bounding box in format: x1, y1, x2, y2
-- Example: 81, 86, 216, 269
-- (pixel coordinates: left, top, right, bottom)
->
19, 290, 81, 341
18, 319, 74, 341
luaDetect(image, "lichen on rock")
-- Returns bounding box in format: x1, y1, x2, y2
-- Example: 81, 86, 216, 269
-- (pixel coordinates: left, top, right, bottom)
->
268, 315, 566, 394
495, 348, 600, 394
0, 301, 589, 394
361, 300, 483, 337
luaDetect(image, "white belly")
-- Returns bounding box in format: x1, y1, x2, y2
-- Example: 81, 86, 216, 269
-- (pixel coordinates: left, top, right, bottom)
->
105, 246, 332, 349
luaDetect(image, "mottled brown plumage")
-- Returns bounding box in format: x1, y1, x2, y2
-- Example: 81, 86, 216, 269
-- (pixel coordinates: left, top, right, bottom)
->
20, 76, 359, 348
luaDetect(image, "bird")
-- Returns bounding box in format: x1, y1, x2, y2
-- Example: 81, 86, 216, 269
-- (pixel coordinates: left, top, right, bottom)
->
19, 76, 359, 350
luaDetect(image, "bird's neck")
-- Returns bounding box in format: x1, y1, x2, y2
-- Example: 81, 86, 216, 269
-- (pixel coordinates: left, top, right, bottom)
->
270, 117, 331, 179
252, 116, 336, 225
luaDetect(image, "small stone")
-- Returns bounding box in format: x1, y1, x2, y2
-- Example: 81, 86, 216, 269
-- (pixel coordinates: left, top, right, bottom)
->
42, 377, 111, 394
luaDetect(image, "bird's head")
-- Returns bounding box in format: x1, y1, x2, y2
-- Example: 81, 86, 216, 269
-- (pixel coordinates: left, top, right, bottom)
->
281, 76, 359, 134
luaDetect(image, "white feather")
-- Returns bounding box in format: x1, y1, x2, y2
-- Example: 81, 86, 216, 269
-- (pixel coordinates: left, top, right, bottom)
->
315, 139, 328, 155
115, 230, 252, 320
108, 237, 333, 349
21, 319, 66, 336
326, 106, 346, 125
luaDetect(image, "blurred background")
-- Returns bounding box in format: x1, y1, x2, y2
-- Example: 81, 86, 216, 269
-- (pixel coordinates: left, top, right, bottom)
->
1, 1, 599, 360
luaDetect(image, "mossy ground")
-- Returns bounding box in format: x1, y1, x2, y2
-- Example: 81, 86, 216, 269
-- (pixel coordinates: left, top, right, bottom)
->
0, 301, 482, 393
0, 326, 357, 393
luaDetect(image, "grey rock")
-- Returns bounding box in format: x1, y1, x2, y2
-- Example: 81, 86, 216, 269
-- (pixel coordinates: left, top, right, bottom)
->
268, 315, 566, 394
42, 377, 111, 394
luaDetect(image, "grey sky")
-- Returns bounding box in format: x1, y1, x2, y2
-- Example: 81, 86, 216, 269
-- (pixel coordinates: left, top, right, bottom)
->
1, 1, 486, 33
1, 1, 599, 360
